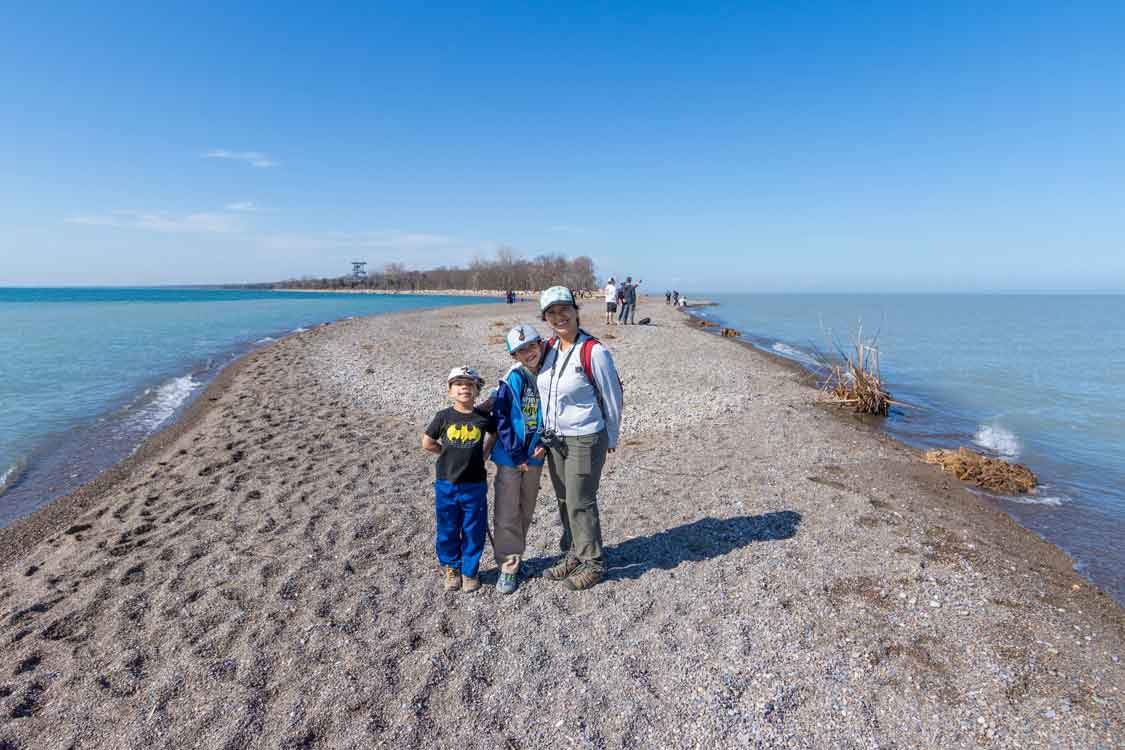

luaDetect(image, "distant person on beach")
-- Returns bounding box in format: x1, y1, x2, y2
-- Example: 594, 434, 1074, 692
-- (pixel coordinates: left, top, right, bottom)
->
604, 277, 618, 326
537, 286, 623, 590
489, 324, 548, 594
617, 276, 632, 324
672, 290, 679, 306
624, 278, 641, 324
506, 289, 515, 304
665, 290, 671, 304
422, 366, 497, 593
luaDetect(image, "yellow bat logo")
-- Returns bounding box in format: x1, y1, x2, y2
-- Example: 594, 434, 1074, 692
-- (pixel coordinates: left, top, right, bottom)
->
446, 423, 482, 443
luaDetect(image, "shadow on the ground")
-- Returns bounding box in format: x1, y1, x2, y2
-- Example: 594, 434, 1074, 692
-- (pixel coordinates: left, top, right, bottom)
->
523, 510, 801, 582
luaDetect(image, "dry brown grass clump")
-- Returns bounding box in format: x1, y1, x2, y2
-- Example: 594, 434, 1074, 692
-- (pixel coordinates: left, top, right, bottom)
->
819, 327, 893, 416
924, 448, 1038, 494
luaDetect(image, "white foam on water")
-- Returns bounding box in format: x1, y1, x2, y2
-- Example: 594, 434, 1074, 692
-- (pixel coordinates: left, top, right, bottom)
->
1006, 493, 1066, 507
770, 342, 821, 368
135, 374, 201, 431
291, 326, 309, 333
255, 336, 276, 344
973, 423, 1021, 459
0, 462, 21, 496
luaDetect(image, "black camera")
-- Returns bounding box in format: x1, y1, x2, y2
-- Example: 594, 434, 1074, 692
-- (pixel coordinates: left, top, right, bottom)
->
539, 429, 567, 458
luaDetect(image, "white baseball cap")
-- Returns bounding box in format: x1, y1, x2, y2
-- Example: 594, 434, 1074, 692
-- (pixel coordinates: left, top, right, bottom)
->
505, 324, 542, 354
539, 285, 577, 312
447, 366, 485, 386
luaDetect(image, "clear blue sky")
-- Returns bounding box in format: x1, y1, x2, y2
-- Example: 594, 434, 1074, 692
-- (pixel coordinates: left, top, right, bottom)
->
2, 2, 1122, 291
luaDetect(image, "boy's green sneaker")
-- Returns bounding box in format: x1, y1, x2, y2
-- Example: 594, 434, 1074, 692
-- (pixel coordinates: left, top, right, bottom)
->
496, 570, 518, 594
442, 566, 461, 592
543, 556, 580, 581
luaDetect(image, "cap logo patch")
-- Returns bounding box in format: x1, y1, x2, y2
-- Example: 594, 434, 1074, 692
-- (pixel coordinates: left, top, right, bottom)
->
518, 329, 525, 341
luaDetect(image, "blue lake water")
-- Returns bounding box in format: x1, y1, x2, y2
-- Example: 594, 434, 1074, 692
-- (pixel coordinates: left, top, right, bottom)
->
691, 293, 1125, 603
0, 288, 494, 525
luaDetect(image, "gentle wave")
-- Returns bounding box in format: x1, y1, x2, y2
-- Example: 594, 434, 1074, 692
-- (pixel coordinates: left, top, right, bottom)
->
973, 423, 1021, 459
134, 375, 201, 431
1006, 493, 1066, 507
771, 341, 822, 368
255, 336, 276, 344
0, 461, 24, 497
291, 326, 309, 333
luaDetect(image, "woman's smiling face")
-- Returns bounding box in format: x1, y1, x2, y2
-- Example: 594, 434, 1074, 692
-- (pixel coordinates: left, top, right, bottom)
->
544, 304, 577, 336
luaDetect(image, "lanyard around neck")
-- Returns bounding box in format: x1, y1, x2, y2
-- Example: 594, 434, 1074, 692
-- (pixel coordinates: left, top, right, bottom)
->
545, 337, 579, 431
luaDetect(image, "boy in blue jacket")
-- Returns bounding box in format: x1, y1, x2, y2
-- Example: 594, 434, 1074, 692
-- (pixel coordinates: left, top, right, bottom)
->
490, 324, 547, 594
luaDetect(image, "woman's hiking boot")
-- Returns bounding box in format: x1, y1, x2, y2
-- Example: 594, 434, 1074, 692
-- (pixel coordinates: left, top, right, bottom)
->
543, 556, 580, 581
442, 566, 461, 592
462, 575, 481, 593
564, 563, 603, 591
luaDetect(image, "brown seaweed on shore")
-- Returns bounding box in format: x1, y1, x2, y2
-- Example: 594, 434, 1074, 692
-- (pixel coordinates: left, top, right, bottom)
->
720, 327, 740, 338
924, 448, 1038, 494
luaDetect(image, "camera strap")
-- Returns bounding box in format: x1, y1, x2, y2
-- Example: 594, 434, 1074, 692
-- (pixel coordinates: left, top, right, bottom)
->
544, 336, 579, 435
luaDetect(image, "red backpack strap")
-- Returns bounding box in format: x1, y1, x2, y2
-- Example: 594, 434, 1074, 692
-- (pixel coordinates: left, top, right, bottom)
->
579, 337, 599, 384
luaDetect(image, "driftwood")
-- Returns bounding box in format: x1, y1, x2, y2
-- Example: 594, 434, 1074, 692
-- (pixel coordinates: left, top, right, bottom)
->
720, 327, 740, 338
924, 448, 1037, 494
819, 327, 893, 416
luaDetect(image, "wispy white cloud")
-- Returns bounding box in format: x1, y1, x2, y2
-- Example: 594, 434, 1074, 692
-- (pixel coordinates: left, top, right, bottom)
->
65, 210, 243, 234
225, 201, 263, 212
204, 149, 278, 168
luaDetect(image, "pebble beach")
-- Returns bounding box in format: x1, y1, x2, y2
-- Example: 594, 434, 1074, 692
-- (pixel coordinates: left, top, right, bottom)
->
0, 298, 1121, 749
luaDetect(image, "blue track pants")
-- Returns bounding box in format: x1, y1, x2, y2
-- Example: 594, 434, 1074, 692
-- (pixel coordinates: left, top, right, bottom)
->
434, 480, 488, 578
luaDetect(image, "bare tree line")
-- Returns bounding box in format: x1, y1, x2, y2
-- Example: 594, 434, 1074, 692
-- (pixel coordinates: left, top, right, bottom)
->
264, 249, 597, 293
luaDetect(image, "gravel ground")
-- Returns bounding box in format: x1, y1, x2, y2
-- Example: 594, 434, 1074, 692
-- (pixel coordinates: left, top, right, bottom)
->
0, 298, 1121, 749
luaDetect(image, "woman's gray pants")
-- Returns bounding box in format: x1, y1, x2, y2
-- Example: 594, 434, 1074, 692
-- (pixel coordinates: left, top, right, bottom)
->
545, 430, 609, 571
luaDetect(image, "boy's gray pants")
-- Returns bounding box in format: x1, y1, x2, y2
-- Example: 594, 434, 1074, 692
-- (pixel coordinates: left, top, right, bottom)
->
545, 430, 609, 571
493, 464, 543, 573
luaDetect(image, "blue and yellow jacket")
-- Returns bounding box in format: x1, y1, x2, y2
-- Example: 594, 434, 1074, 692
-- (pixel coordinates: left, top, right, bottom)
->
490, 364, 544, 468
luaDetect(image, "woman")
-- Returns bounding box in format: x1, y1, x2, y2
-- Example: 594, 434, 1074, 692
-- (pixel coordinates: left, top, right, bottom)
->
536, 286, 624, 590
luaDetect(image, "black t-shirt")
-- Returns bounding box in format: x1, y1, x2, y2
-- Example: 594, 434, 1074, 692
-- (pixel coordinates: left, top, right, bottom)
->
425, 407, 497, 484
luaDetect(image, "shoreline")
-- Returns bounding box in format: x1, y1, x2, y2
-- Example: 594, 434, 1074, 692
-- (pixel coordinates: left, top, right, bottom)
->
679, 300, 1124, 603
274, 287, 514, 297
0, 299, 1120, 748
0, 293, 501, 530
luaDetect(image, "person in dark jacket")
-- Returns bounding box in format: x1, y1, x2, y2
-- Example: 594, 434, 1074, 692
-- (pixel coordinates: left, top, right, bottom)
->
624, 278, 641, 324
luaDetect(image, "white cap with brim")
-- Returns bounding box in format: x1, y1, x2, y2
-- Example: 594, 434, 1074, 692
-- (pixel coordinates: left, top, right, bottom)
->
539, 285, 577, 312
505, 324, 542, 354
447, 366, 485, 386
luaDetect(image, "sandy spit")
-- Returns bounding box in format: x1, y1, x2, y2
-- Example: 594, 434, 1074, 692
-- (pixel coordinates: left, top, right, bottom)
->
0, 300, 1121, 749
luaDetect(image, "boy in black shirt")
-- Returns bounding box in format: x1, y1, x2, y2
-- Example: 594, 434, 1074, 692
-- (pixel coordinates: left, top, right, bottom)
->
422, 366, 497, 592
